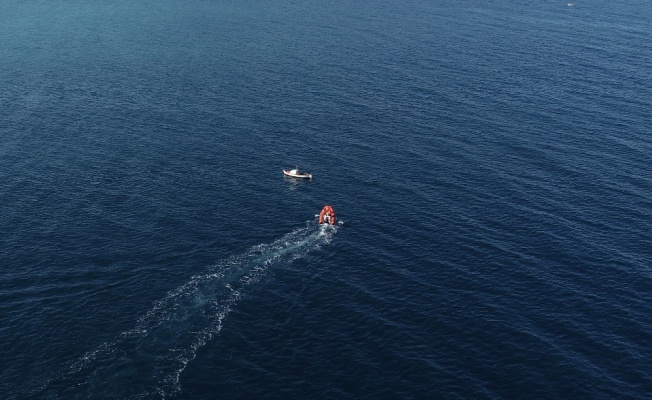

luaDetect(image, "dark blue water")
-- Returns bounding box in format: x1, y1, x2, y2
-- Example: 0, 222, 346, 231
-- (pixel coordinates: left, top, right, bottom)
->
2, 0, 651, 398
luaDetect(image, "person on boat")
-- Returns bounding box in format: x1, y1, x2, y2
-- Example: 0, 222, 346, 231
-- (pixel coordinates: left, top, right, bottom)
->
323, 214, 331, 224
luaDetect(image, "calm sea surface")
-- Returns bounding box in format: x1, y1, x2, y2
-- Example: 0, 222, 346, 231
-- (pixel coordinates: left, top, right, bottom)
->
1, 0, 651, 398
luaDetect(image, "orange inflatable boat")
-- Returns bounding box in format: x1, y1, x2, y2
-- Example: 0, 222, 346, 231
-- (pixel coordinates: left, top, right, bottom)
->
318, 205, 336, 225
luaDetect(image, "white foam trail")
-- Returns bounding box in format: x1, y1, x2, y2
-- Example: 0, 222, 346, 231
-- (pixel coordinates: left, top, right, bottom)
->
35, 223, 336, 399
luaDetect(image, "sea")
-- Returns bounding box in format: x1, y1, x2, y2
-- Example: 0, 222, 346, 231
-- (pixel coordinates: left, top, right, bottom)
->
1, 0, 651, 398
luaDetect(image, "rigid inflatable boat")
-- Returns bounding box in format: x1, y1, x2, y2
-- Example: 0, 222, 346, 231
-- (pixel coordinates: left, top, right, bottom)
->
318, 205, 336, 225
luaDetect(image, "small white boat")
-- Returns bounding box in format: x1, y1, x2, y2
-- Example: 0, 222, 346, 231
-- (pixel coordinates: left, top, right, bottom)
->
283, 167, 312, 179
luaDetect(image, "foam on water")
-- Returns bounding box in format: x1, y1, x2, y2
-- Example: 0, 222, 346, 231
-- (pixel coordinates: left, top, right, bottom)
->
32, 222, 336, 399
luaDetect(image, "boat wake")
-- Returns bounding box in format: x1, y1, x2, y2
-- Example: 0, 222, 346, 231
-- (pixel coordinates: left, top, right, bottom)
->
33, 222, 336, 399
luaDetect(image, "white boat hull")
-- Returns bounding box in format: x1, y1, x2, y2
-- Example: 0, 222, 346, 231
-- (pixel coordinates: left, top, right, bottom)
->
283, 169, 312, 179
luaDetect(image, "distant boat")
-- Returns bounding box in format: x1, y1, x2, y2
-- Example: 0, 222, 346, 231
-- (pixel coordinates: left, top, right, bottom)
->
567, 2, 574, 6
283, 167, 312, 179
